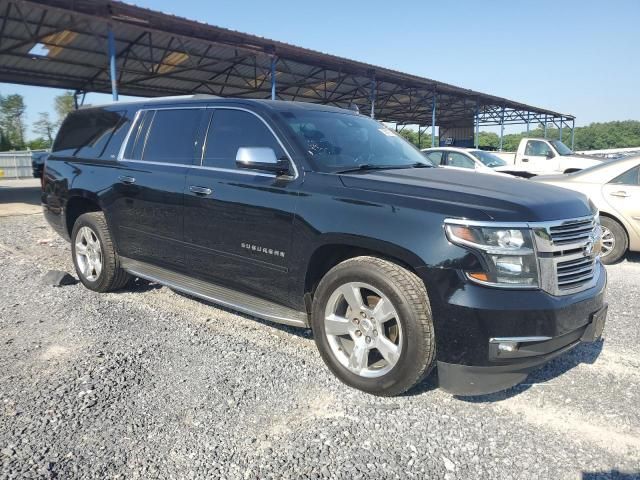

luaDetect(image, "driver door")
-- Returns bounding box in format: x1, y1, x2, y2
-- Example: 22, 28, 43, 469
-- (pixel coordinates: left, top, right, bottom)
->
523, 140, 558, 173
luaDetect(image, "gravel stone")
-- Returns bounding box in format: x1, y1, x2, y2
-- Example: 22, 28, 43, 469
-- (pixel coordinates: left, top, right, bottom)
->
1, 214, 640, 479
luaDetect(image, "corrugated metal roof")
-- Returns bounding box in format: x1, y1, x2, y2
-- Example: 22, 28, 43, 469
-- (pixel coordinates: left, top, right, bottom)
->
0, 0, 574, 126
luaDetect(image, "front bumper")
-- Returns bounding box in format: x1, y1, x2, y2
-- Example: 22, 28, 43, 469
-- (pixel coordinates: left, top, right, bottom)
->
417, 262, 607, 396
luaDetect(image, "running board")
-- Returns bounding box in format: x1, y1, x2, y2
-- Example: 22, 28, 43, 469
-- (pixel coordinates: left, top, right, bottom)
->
120, 257, 309, 328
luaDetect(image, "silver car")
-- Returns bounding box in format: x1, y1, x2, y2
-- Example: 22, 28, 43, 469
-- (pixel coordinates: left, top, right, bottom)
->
534, 156, 640, 263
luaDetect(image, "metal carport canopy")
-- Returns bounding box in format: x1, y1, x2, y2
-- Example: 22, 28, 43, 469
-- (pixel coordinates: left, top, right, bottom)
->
0, 0, 574, 133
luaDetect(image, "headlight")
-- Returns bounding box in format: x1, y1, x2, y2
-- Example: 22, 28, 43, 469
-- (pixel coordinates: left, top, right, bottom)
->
445, 221, 539, 288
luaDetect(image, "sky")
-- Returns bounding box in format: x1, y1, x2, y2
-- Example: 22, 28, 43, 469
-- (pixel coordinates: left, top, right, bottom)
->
2, 0, 639, 139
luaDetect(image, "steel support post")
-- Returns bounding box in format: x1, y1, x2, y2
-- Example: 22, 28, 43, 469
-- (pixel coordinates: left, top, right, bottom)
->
474, 103, 480, 148
571, 119, 575, 150
370, 77, 376, 119
418, 126, 422, 149
544, 115, 548, 139
431, 91, 437, 147
107, 27, 118, 101
559, 117, 563, 142
526, 112, 530, 134
499, 106, 505, 151
270, 56, 277, 100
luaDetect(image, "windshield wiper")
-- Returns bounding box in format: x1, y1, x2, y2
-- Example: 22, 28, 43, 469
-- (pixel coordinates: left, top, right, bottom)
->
335, 164, 408, 174
336, 162, 432, 174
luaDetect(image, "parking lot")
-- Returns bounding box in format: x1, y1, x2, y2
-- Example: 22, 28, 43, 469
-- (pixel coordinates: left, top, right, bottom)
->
0, 179, 639, 479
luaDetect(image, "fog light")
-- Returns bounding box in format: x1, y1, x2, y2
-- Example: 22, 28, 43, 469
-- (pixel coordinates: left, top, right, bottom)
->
498, 341, 518, 352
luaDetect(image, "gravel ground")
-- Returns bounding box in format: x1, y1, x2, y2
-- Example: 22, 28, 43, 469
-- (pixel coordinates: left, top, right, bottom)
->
1, 213, 639, 480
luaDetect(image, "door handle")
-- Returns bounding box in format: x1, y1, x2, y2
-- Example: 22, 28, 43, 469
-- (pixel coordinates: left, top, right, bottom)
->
118, 175, 136, 184
189, 185, 212, 196
609, 191, 630, 198
521, 158, 529, 162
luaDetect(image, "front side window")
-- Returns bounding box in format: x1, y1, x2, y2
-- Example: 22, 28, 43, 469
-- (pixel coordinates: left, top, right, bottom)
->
280, 110, 431, 173
202, 109, 285, 169
446, 152, 475, 169
525, 140, 553, 157
141, 109, 203, 164
610, 165, 640, 185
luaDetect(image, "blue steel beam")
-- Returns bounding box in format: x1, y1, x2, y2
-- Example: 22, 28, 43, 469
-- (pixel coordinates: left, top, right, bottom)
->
107, 26, 118, 101
370, 76, 376, 119
559, 116, 563, 143
431, 91, 437, 147
499, 106, 505, 151
270, 56, 277, 100
544, 115, 548, 139
474, 101, 479, 148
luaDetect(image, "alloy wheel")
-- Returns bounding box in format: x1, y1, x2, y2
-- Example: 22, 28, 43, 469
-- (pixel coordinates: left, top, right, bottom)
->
323, 282, 403, 378
75, 226, 103, 282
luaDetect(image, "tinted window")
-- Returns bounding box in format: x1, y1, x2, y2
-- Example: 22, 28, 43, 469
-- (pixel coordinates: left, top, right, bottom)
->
610, 165, 640, 185
52, 108, 127, 159
202, 109, 284, 169
141, 109, 202, 164
124, 110, 152, 160
447, 152, 475, 169
524, 140, 553, 157
424, 151, 444, 165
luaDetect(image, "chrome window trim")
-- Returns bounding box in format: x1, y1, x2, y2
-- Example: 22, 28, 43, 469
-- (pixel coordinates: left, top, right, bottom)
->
117, 105, 298, 179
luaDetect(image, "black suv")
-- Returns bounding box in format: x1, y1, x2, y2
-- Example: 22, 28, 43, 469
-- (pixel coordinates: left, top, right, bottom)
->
42, 96, 607, 396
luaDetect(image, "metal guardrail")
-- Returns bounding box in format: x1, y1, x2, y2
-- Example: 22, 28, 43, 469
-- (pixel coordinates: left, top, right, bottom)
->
0, 151, 46, 179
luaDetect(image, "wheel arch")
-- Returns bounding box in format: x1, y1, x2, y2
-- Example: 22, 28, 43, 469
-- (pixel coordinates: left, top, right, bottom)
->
303, 235, 427, 304
65, 191, 103, 237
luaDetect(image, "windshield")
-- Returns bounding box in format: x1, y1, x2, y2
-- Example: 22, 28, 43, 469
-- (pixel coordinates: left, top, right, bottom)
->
280, 110, 433, 172
468, 150, 507, 168
549, 140, 574, 156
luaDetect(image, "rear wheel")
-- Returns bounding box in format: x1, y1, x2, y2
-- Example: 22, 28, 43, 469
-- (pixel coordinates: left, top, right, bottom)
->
71, 212, 131, 292
599, 216, 628, 264
311, 256, 435, 396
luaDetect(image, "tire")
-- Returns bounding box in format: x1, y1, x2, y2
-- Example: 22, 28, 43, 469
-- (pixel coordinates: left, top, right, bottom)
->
599, 216, 628, 264
71, 212, 131, 292
311, 256, 436, 396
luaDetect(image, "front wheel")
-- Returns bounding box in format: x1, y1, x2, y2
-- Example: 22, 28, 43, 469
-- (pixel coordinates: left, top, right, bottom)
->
599, 216, 628, 264
311, 256, 435, 396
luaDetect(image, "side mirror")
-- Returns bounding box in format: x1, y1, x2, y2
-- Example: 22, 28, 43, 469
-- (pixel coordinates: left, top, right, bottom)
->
546, 151, 555, 159
235, 147, 290, 175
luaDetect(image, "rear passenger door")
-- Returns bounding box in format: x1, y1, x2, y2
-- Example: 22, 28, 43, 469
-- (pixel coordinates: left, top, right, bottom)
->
109, 107, 205, 269
183, 107, 301, 306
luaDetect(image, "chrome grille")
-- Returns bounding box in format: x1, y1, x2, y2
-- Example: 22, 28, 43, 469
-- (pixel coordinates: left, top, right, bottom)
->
548, 218, 596, 245
556, 255, 596, 290
533, 215, 601, 296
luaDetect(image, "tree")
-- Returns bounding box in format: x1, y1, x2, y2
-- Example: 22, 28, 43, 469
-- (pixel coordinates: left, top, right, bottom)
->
27, 137, 50, 150
33, 112, 56, 148
54, 91, 75, 126
0, 93, 27, 149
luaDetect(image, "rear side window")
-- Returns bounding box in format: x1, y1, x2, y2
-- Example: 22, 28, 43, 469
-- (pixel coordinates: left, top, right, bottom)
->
610, 165, 640, 185
141, 109, 203, 164
424, 151, 444, 165
202, 109, 284, 169
52, 108, 129, 159
446, 152, 475, 169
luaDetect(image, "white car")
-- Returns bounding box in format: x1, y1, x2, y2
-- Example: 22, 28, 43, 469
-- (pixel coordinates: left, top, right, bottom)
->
421, 147, 511, 176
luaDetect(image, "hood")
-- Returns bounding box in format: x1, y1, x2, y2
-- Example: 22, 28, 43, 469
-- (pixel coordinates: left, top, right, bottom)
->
339, 167, 594, 222
564, 154, 604, 162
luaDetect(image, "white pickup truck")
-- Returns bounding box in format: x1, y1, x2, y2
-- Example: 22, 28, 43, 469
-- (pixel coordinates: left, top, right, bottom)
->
493, 138, 604, 177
